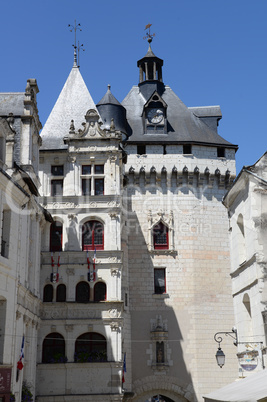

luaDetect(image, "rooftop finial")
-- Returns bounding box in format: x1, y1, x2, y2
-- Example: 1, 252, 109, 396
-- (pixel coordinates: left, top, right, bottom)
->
68, 20, 82, 68
143, 23, 155, 45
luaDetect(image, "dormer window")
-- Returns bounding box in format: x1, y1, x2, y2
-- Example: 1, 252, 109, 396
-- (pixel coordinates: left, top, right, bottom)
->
144, 94, 167, 134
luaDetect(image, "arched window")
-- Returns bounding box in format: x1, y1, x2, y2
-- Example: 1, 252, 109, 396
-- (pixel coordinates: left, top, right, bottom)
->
153, 222, 169, 250
42, 333, 65, 363
43, 284, 53, 302
94, 282, 106, 302
74, 332, 107, 362
82, 220, 104, 250
50, 221, 62, 252
56, 284, 66, 302
76, 281, 90, 303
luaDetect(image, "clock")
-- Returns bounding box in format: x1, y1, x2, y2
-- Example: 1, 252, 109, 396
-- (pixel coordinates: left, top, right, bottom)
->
147, 108, 164, 124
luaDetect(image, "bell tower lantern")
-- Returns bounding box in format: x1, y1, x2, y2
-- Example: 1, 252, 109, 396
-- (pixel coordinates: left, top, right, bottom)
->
137, 26, 164, 98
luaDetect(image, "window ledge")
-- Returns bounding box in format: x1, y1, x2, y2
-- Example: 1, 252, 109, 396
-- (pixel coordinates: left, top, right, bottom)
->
152, 293, 169, 299
149, 249, 177, 256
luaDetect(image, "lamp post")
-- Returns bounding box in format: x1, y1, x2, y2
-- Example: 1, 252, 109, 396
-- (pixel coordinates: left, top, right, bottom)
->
214, 327, 238, 368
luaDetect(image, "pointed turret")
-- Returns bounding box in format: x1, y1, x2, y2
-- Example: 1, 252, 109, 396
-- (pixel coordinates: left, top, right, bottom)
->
41, 67, 96, 149
97, 85, 127, 139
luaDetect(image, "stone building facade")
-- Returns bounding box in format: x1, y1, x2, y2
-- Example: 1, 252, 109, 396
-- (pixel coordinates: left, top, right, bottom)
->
0, 39, 241, 402
0, 80, 50, 402
223, 153, 267, 376
36, 40, 238, 402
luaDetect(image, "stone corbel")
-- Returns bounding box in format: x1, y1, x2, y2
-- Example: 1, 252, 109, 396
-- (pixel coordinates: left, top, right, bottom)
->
110, 322, 121, 332
110, 267, 119, 277
16, 311, 22, 320
109, 212, 118, 220
23, 315, 31, 327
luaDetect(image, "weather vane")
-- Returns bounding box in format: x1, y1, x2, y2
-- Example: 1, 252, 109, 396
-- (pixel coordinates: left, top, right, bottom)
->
143, 23, 155, 43
68, 20, 82, 67
77, 41, 85, 68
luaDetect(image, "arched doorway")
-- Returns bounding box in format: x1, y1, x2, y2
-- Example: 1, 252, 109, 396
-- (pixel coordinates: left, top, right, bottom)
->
145, 396, 175, 402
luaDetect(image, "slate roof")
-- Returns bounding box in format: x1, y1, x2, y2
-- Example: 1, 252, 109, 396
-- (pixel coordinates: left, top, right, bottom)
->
122, 85, 237, 148
97, 85, 121, 106
41, 66, 96, 150
0, 93, 24, 116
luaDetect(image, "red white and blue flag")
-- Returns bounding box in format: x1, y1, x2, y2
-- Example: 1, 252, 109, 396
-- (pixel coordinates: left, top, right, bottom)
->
93, 248, 96, 281
17, 335, 24, 370
87, 248, 96, 282
122, 352, 126, 383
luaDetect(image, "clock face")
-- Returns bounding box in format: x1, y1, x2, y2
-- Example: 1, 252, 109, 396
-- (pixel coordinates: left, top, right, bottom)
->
147, 108, 164, 124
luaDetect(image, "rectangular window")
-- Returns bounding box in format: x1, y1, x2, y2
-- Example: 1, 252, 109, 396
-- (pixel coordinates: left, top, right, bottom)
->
1, 209, 11, 258
95, 179, 104, 195
82, 178, 91, 196
51, 180, 63, 196
95, 165, 104, 174
217, 147, 225, 157
137, 145, 146, 155
183, 145, 192, 154
82, 165, 91, 175
51, 165, 64, 176
81, 165, 104, 196
154, 268, 166, 294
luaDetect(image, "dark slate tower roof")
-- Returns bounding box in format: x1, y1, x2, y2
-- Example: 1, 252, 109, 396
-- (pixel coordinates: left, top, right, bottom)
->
97, 85, 127, 137
123, 40, 237, 149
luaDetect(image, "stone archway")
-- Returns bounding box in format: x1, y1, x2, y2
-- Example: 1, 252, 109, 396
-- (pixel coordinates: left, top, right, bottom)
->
131, 376, 194, 402
144, 395, 175, 402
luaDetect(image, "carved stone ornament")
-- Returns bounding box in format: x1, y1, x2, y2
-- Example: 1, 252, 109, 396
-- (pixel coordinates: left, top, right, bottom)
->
109, 212, 118, 219
109, 309, 118, 318
16, 311, 22, 320
109, 155, 117, 162
73, 109, 107, 139
110, 322, 120, 332
110, 267, 119, 277
67, 155, 76, 163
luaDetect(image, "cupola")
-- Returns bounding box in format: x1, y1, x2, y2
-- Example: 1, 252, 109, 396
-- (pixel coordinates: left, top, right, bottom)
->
137, 36, 164, 99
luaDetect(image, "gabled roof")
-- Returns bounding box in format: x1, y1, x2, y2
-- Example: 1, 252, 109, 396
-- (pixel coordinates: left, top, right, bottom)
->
41, 67, 96, 150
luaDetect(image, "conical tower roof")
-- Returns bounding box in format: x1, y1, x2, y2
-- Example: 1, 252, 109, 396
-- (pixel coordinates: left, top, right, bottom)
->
41, 67, 96, 149
96, 85, 127, 136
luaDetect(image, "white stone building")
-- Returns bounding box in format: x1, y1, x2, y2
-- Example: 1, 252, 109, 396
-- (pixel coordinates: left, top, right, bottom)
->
223, 153, 267, 372
203, 153, 267, 402
0, 37, 243, 402
36, 38, 239, 402
0, 80, 50, 401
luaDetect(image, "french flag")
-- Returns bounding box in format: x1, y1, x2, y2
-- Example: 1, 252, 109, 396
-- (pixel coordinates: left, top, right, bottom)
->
17, 335, 24, 370
93, 247, 96, 264
122, 352, 126, 383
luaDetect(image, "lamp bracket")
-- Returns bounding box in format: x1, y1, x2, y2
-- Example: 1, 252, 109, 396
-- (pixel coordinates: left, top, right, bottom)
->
214, 328, 238, 347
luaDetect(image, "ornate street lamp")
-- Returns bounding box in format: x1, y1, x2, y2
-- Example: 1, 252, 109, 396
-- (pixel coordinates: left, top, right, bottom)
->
215, 347, 226, 368
214, 327, 238, 368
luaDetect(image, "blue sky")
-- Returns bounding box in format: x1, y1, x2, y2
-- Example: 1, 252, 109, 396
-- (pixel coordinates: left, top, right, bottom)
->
1, 0, 266, 173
